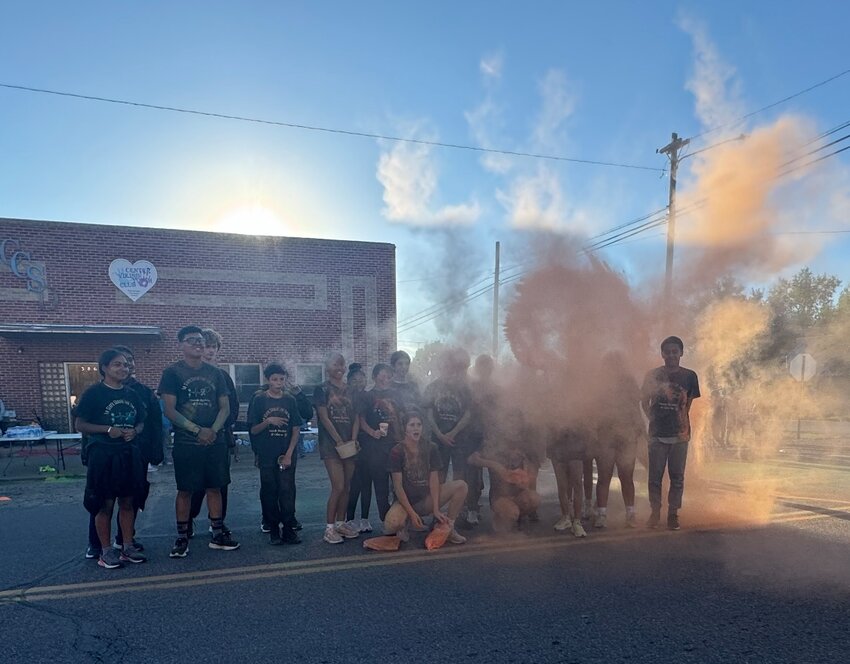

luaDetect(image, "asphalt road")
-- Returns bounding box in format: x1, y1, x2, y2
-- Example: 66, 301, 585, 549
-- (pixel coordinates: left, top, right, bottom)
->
1, 451, 848, 664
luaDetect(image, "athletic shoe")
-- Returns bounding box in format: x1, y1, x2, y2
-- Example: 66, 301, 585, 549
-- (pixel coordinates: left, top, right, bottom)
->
554, 515, 571, 531
396, 524, 410, 543
594, 513, 607, 529
647, 510, 661, 529
98, 548, 123, 569
571, 519, 588, 538
187, 520, 195, 539
448, 529, 467, 545
270, 530, 283, 545
323, 527, 344, 544
343, 520, 361, 534
336, 522, 359, 539
358, 518, 373, 533
113, 537, 145, 552
667, 513, 681, 531
466, 510, 480, 526
581, 504, 592, 521
260, 522, 272, 534
147, 463, 158, 473
85, 545, 102, 560
281, 527, 302, 545
209, 532, 240, 551
120, 548, 147, 564
290, 518, 303, 531
170, 537, 189, 558
625, 511, 637, 528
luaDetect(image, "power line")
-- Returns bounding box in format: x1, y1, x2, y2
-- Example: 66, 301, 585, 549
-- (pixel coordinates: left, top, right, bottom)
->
0, 82, 665, 173
689, 68, 850, 141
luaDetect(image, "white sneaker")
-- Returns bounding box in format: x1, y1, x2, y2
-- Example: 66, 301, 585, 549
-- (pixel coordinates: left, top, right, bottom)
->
396, 524, 410, 542
448, 529, 467, 545
571, 519, 588, 538
343, 520, 361, 534
594, 513, 607, 529
625, 511, 637, 528
147, 463, 158, 472
323, 527, 344, 544
466, 510, 479, 526
336, 522, 359, 539
359, 518, 373, 533
554, 514, 571, 531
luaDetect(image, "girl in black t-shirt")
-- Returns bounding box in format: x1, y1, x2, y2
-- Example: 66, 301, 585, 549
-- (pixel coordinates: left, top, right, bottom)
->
76, 349, 146, 569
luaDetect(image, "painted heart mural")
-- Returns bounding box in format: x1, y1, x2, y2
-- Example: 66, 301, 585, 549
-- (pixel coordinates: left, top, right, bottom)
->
109, 259, 158, 302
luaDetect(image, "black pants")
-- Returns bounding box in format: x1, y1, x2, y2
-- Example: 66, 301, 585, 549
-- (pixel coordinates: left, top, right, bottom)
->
346, 441, 373, 521
190, 483, 229, 521
260, 454, 298, 527
259, 464, 297, 530
365, 441, 392, 522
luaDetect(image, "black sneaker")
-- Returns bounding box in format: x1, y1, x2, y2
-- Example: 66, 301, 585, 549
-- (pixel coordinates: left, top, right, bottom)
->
209, 531, 240, 551
281, 527, 302, 545
667, 513, 681, 531
169, 537, 189, 558
260, 522, 272, 534
646, 510, 661, 529
270, 530, 283, 545
289, 518, 303, 531
85, 545, 102, 560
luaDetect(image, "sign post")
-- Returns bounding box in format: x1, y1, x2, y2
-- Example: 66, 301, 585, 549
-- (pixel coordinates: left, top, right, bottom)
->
789, 353, 816, 441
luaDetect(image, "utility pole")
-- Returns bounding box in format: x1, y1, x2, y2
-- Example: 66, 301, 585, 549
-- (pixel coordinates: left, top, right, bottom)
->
657, 132, 690, 301
492, 241, 500, 358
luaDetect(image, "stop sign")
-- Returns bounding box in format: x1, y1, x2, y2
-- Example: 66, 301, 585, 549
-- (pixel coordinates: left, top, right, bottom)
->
789, 353, 816, 382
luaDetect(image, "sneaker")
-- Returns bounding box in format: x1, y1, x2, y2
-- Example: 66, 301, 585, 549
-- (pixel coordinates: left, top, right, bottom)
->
647, 510, 661, 529
594, 513, 607, 529
336, 522, 359, 539
270, 530, 283, 545
290, 518, 303, 531
396, 524, 410, 543
260, 522, 272, 534
667, 513, 681, 531
147, 463, 158, 472
85, 545, 102, 560
113, 537, 145, 552
209, 532, 240, 550
323, 527, 344, 544
466, 510, 480, 526
554, 515, 571, 531
625, 511, 637, 528
571, 519, 588, 538
170, 537, 189, 558
120, 548, 147, 564
187, 520, 195, 539
98, 548, 123, 569
281, 527, 302, 545
343, 520, 361, 535
448, 529, 467, 545
358, 518, 373, 533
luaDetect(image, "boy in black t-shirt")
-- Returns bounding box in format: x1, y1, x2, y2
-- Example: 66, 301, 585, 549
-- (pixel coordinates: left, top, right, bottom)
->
159, 326, 239, 557
247, 363, 303, 545
640, 336, 701, 531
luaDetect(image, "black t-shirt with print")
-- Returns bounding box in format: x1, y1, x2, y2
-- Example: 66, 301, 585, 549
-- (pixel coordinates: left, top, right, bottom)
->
392, 380, 421, 410
158, 361, 228, 445
387, 441, 441, 505
247, 392, 303, 467
75, 382, 146, 447
313, 381, 357, 446
358, 387, 405, 446
423, 377, 473, 441
641, 366, 701, 440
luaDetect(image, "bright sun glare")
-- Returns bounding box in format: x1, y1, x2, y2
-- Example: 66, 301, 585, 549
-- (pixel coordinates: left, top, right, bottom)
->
214, 204, 288, 236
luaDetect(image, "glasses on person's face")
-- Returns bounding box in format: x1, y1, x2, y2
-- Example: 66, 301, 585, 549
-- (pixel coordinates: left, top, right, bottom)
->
182, 336, 205, 346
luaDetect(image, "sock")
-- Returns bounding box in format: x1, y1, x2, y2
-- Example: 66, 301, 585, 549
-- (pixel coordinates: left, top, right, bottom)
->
597, 507, 607, 515
177, 520, 189, 538
211, 517, 224, 536
626, 506, 636, 515
335, 521, 343, 529
326, 523, 335, 530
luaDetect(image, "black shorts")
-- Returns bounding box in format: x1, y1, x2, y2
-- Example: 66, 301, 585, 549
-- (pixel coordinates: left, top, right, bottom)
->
83, 442, 146, 514
173, 443, 231, 492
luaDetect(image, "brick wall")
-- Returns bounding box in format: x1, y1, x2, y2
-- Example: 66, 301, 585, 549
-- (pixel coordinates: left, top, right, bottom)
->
0, 218, 396, 429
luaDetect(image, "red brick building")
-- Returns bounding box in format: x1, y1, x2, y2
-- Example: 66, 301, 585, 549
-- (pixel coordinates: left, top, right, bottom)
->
0, 218, 396, 432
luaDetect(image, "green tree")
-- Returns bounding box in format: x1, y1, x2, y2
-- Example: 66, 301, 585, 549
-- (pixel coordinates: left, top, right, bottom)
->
767, 267, 841, 330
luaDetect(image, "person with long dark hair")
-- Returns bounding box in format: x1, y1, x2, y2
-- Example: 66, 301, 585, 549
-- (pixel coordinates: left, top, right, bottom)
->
76, 349, 147, 569
358, 363, 404, 523
344, 362, 373, 532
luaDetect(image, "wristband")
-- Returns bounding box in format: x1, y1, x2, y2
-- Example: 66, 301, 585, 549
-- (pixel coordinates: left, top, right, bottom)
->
107, 426, 113, 435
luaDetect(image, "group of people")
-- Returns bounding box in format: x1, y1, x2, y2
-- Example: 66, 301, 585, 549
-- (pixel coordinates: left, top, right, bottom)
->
77, 325, 700, 570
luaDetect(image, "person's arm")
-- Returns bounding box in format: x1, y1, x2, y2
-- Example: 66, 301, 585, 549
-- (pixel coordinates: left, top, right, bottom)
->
350, 409, 360, 441
74, 417, 125, 440
291, 388, 314, 423
429, 470, 449, 525
391, 471, 423, 529
197, 395, 229, 445
467, 451, 509, 480
359, 415, 382, 440
426, 408, 451, 446
160, 394, 201, 436
279, 424, 299, 469
317, 406, 345, 445
685, 372, 701, 413
448, 409, 472, 438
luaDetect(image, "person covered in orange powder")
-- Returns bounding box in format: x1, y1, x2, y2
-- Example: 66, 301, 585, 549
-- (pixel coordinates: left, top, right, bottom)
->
468, 444, 540, 533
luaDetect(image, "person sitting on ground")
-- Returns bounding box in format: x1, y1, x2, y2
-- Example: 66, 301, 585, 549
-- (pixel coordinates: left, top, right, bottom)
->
468, 444, 541, 534
382, 409, 468, 546
247, 363, 303, 545
76, 348, 147, 569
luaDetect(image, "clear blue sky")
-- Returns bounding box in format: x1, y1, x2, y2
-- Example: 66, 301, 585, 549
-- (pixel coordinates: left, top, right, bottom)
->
2, 2, 848, 351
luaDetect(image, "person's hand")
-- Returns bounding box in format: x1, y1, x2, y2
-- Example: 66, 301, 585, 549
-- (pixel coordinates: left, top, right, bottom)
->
371, 428, 383, 440
440, 433, 455, 447
409, 511, 425, 530
121, 428, 137, 442
197, 427, 216, 445
266, 417, 286, 427
433, 511, 449, 526
107, 426, 123, 439
280, 453, 293, 469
